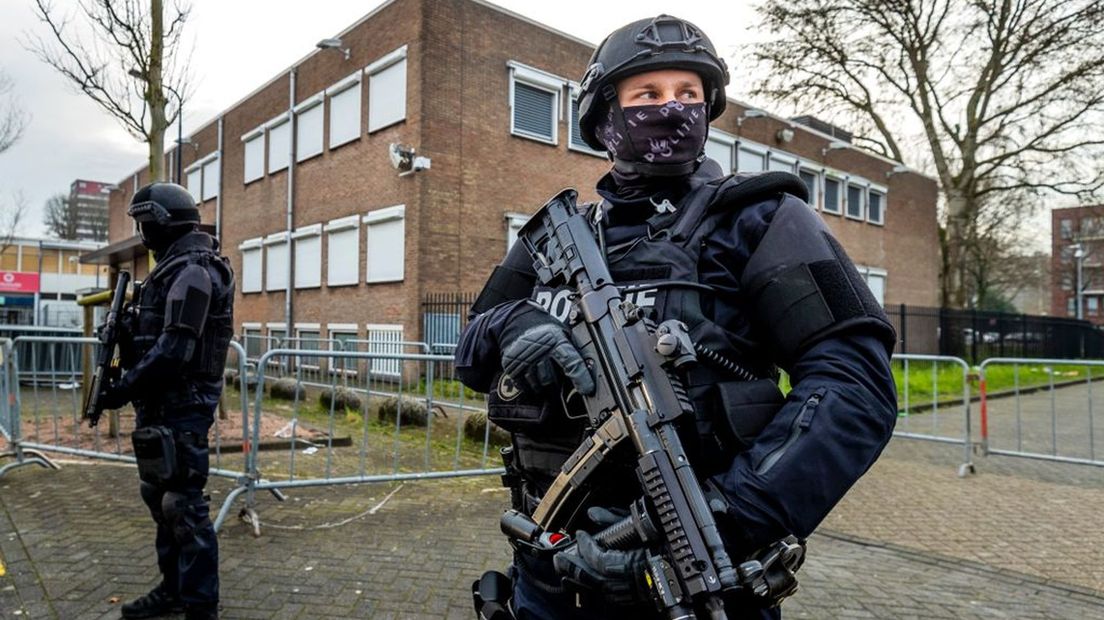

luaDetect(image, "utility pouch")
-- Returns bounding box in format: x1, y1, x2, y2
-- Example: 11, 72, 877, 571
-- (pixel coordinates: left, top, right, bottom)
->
131, 425, 178, 485
472, 570, 515, 620
716, 379, 786, 451
486, 371, 562, 433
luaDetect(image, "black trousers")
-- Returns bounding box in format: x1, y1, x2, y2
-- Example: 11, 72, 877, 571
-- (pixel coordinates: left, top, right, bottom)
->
136, 419, 219, 607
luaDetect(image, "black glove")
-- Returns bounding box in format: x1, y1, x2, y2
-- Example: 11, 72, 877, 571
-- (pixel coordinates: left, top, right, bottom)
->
552, 507, 651, 606
98, 381, 132, 410
500, 305, 595, 397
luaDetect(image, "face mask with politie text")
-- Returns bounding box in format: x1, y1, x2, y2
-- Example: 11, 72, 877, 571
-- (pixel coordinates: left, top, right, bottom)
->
598, 100, 708, 167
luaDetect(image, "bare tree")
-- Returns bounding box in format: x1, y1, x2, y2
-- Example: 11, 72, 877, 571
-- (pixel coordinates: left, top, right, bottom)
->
44, 193, 81, 240
751, 0, 1104, 308
0, 192, 27, 258
25, 0, 192, 182
0, 71, 28, 155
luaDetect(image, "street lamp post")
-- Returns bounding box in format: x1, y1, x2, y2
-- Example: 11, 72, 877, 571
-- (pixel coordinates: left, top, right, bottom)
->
128, 69, 183, 183
1072, 243, 1086, 320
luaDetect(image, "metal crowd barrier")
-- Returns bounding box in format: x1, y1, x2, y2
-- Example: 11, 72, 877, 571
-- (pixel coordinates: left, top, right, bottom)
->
0, 337, 255, 483
891, 353, 975, 477
978, 357, 1104, 468
212, 348, 500, 534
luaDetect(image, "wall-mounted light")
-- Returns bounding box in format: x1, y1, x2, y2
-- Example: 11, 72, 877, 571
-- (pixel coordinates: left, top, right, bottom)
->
821, 140, 849, 156
316, 38, 351, 61
886, 164, 909, 178
775, 128, 795, 143
737, 108, 767, 126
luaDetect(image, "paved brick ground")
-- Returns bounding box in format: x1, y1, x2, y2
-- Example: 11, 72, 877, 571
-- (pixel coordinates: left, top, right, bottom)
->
2, 434, 1103, 619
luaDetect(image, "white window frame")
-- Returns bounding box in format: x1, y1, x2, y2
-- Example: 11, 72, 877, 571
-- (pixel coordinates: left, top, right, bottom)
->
266, 323, 288, 369
201, 153, 220, 201
507, 60, 564, 146
363, 205, 406, 284
866, 184, 887, 226
324, 215, 360, 287
242, 126, 265, 184
767, 151, 798, 173
822, 171, 844, 215
263, 232, 289, 291
326, 71, 362, 150
327, 324, 360, 376
294, 92, 325, 163
365, 45, 408, 133
736, 140, 768, 173
845, 180, 866, 221
241, 322, 264, 361
365, 323, 404, 379
185, 165, 202, 203
706, 129, 737, 173
506, 212, 530, 252
239, 237, 264, 294
567, 83, 605, 158
798, 163, 821, 210
294, 324, 323, 370
292, 223, 322, 289
266, 113, 291, 174
856, 266, 888, 307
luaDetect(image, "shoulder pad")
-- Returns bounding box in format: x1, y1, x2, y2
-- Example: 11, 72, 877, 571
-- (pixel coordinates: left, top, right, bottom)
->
713, 171, 809, 211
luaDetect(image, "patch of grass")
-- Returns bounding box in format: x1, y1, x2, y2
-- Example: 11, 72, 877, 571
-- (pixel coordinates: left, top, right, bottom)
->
891, 359, 1104, 406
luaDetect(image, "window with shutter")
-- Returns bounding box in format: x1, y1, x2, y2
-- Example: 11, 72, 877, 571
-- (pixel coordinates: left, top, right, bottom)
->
364, 206, 405, 283
243, 130, 265, 183
367, 48, 407, 132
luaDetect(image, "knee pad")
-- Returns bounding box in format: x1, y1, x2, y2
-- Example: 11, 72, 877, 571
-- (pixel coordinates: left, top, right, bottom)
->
161, 491, 213, 548
139, 481, 166, 522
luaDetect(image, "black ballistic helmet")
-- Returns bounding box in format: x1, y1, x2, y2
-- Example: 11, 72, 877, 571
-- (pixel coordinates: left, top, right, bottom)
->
127, 182, 200, 251
577, 14, 730, 152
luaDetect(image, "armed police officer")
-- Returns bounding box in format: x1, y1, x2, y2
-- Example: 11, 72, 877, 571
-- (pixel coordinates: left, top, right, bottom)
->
98, 182, 235, 620
457, 14, 898, 620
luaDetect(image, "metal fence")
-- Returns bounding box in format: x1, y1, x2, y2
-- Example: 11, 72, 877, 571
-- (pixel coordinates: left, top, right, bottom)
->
0, 337, 255, 483
890, 304, 1104, 362
212, 347, 499, 533
421, 292, 477, 354
8, 330, 1104, 537
891, 354, 975, 477
978, 357, 1104, 468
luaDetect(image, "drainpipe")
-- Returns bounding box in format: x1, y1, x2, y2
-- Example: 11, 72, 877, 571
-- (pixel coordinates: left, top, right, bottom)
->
216, 116, 223, 243
285, 68, 297, 335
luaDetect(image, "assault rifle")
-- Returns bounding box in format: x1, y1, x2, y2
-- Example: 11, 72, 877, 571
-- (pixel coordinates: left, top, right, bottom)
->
82, 271, 131, 428
499, 189, 750, 619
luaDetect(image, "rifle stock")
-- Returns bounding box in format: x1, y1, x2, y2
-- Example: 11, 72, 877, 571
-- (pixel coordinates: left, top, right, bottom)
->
513, 190, 737, 618
82, 271, 131, 428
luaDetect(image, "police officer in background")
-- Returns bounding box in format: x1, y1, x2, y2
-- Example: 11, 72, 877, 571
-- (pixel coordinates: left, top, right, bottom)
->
99, 182, 235, 620
457, 15, 898, 619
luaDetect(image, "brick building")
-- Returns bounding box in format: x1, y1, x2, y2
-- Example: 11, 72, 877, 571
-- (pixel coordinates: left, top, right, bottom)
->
67, 180, 112, 242
97, 0, 940, 354
1052, 205, 1104, 324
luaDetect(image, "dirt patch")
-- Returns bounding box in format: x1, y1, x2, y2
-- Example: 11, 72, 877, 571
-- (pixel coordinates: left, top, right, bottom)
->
9, 401, 337, 456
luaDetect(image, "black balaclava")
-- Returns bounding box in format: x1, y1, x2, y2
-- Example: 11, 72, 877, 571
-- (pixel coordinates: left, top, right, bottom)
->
597, 99, 709, 201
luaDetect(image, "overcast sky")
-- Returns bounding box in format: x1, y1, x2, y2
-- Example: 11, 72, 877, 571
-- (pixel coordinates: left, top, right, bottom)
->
0, 1, 769, 238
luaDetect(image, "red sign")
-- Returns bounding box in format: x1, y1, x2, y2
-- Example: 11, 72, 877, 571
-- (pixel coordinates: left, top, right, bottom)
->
0, 271, 39, 294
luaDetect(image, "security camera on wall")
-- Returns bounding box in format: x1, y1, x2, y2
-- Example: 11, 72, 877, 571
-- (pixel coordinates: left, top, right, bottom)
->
389, 143, 430, 175
389, 143, 415, 171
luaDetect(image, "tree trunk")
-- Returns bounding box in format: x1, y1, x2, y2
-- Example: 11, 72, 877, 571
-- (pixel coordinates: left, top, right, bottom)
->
147, 0, 167, 182
943, 189, 971, 308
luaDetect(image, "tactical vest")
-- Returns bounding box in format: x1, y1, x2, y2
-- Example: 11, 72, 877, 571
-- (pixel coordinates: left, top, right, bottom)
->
133, 243, 236, 386
490, 172, 804, 516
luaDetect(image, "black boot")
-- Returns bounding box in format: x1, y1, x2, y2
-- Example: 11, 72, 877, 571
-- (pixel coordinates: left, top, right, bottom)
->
184, 604, 218, 620
120, 585, 183, 619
